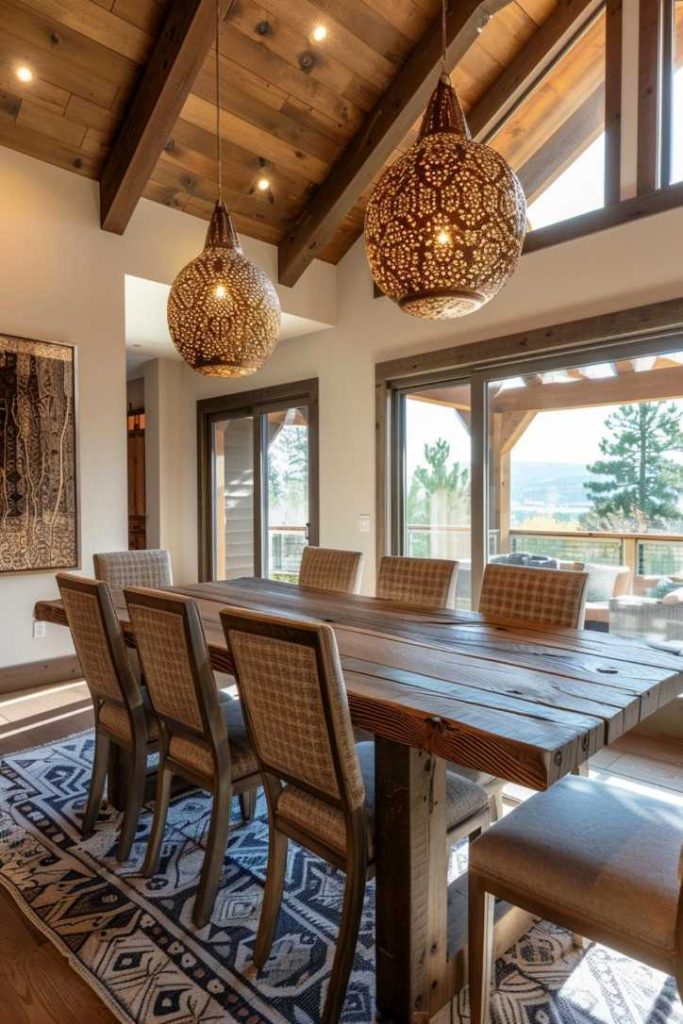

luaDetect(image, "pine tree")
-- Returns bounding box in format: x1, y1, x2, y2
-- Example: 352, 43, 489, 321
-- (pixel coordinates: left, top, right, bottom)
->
582, 402, 683, 531
406, 439, 470, 556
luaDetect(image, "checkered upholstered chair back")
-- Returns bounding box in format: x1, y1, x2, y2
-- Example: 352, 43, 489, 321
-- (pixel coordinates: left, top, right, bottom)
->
377, 555, 458, 609
479, 563, 589, 629
124, 589, 227, 767
57, 572, 143, 719
94, 549, 173, 590
298, 546, 363, 594
220, 606, 365, 813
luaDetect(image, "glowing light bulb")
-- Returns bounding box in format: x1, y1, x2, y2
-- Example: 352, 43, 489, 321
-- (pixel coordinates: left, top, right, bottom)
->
214, 284, 227, 299
16, 66, 33, 83
256, 177, 270, 192
436, 229, 451, 245
312, 23, 327, 42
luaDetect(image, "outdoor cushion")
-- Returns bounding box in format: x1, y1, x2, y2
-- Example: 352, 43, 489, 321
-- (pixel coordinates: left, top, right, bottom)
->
469, 775, 683, 967
661, 586, 683, 605
583, 563, 625, 602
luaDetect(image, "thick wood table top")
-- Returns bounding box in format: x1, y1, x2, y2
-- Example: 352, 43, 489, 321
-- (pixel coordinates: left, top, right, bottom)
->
35, 577, 683, 791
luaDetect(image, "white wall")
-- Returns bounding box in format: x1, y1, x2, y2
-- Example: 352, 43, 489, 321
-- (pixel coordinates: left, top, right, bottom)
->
155, 204, 683, 592
0, 146, 334, 669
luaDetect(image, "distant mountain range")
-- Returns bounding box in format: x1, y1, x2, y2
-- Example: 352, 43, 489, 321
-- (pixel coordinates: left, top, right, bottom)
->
511, 461, 591, 512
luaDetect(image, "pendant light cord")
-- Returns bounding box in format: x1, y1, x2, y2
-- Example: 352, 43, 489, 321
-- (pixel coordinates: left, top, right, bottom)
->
441, 0, 447, 76
215, 0, 223, 203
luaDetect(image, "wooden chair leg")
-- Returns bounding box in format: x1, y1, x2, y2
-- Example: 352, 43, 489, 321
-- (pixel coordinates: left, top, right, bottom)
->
239, 786, 258, 824
82, 730, 110, 837
254, 827, 288, 969
193, 780, 232, 928
117, 742, 147, 861
321, 857, 367, 1024
143, 761, 173, 877
468, 870, 495, 1024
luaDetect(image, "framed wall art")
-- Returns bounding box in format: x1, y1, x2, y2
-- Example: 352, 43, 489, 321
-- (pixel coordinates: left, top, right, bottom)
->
0, 334, 79, 573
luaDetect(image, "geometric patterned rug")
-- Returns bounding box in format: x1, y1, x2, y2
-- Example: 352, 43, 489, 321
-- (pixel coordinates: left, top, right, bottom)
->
1, 732, 681, 1024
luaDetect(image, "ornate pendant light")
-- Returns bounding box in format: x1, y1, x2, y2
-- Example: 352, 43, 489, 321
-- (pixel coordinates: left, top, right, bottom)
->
364, 0, 526, 320
167, 0, 281, 376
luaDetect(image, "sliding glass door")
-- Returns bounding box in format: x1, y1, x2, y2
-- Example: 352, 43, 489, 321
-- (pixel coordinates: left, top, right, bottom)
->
265, 406, 310, 581
485, 348, 683, 636
393, 379, 473, 607
389, 337, 683, 631
198, 381, 318, 583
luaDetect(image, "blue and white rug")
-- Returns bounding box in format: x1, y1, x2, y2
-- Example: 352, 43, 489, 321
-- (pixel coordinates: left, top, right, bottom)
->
0, 732, 681, 1024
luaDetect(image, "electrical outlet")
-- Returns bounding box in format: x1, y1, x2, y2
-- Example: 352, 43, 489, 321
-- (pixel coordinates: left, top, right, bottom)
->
358, 514, 371, 533
33, 619, 46, 639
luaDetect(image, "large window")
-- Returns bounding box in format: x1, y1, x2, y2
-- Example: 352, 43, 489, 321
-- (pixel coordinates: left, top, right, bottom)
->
198, 380, 318, 582
388, 339, 683, 639
490, 9, 606, 229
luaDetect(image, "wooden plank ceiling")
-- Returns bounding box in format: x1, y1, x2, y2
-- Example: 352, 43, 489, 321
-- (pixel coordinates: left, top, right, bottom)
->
0, 0, 622, 270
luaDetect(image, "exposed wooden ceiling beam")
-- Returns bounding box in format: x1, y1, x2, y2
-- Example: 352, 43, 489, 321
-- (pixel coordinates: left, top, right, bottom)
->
280, 0, 604, 286
276, 0, 508, 287
467, 0, 604, 142
100, 0, 225, 234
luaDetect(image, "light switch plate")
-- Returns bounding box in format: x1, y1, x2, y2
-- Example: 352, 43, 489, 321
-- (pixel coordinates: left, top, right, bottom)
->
33, 619, 46, 639
358, 514, 371, 533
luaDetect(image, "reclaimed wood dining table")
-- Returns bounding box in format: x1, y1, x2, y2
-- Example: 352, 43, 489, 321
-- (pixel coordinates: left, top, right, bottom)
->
35, 576, 683, 1023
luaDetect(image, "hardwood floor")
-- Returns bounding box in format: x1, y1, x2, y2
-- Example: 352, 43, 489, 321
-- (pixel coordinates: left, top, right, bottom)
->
0, 681, 117, 1024
0, 680, 682, 1024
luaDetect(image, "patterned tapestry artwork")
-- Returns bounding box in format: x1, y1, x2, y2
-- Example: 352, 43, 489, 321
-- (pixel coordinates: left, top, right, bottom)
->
0, 334, 77, 573
1, 732, 682, 1024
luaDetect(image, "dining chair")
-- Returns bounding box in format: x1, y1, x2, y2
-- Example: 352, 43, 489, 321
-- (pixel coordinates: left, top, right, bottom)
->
56, 573, 158, 861
219, 604, 491, 1024
124, 587, 261, 928
298, 546, 363, 594
376, 555, 458, 609
454, 563, 591, 819
479, 562, 589, 629
468, 774, 683, 1023
94, 549, 173, 589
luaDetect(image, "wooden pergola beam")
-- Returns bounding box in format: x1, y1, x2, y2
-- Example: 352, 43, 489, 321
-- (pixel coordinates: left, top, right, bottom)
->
491, 363, 683, 414
276, 0, 508, 287
467, 0, 604, 142
100, 0, 224, 234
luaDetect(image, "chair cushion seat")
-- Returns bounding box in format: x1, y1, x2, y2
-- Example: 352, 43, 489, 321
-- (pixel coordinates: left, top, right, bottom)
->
276, 741, 489, 859
99, 689, 158, 745
469, 775, 683, 966
168, 696, 258, 782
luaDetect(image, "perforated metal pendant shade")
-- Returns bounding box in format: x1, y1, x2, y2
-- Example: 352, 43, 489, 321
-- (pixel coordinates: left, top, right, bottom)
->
364, 76, 527, 319
167, 201, 281, 377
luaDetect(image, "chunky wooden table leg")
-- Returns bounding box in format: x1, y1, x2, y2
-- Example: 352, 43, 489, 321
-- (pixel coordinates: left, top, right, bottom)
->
375, 737, 449, 1023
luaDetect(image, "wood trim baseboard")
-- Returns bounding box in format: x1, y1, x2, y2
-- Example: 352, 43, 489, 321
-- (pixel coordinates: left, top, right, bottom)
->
0, 655, 82, 696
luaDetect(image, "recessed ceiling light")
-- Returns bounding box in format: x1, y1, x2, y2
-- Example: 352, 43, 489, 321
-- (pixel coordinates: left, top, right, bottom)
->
312, 23, 327, 42
16, 66, 33, 83
256, 177, 270, 192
